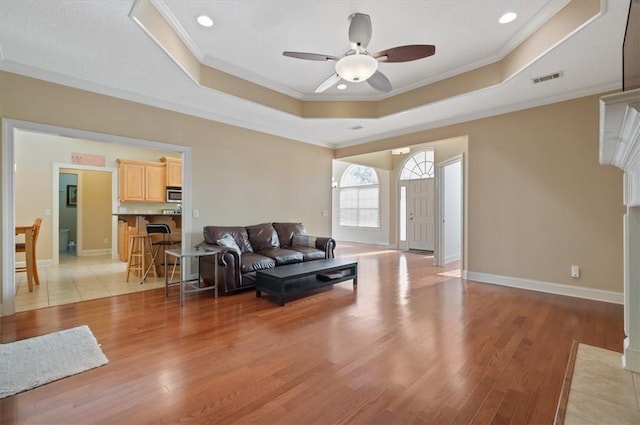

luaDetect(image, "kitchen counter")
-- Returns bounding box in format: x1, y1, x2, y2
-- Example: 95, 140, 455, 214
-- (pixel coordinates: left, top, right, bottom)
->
115, 213, 182, 262
113, 213, 182, 217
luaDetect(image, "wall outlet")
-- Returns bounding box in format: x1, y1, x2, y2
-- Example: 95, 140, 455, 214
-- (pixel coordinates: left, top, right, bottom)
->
322, 210, 329, 217
104, 238, 109, 245
571, 265, 580, 278
44, 209, 51, 216
193, 209, 199, 218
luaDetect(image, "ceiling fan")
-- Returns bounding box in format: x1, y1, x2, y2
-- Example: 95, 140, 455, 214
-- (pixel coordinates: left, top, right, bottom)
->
283, 13, 435, 93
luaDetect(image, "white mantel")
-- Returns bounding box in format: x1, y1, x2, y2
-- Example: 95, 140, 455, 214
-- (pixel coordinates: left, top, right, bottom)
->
600, 88, 640, 372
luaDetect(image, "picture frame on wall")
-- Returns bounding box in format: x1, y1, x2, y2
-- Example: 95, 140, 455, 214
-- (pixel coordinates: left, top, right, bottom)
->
66, 185, 77, 207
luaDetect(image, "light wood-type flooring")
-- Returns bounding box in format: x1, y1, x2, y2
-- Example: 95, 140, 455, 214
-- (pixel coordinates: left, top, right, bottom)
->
0, 243, 624, 424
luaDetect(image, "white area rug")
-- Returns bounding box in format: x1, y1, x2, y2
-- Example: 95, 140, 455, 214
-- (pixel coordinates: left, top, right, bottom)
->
0, 325, 109, 399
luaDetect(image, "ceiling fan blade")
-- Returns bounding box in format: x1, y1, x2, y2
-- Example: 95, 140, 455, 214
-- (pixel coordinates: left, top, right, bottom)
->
315, 73, 342, 93
367, 71, 392, 92
374, 44, 436, 63
348, 13, 372, 48
283, 51, 339, 61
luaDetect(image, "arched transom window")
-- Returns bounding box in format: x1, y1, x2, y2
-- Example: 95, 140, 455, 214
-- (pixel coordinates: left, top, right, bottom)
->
400, 149, 435, 180
339, 165, 379, 228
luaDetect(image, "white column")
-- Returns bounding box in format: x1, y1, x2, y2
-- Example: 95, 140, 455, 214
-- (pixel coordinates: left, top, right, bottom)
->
624, 205, 640, 372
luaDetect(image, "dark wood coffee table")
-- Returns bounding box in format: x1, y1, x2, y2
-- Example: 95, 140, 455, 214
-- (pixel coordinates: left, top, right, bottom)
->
255, 258, 358, 306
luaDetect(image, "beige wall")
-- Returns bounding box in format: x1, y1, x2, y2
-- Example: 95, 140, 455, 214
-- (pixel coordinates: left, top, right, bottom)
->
337, 95, 625, 292
1, 71, 333, 304
80, 170, 112, 251
0, 70, 625, 305
14, 130, 179, 260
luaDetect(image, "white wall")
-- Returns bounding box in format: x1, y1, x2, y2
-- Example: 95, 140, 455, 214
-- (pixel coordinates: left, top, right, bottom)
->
332, 160, 390, 246
444, 160, 462, 263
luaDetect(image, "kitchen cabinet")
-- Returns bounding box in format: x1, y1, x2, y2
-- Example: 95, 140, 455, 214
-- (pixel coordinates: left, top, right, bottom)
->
117, 159, 166, 202
145, 163, 166, 202
162, 156, 182, 187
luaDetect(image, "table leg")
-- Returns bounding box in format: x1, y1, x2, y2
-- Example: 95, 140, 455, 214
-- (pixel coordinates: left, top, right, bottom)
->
164, 251, 169, 297
213, 254, 218, 299
180, 255, 184, 307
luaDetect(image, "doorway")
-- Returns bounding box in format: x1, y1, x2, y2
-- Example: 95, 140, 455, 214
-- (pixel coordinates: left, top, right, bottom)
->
59, 172, 78, 256
398, 149, 436, 252
2, 118, 191, 317
435, 155, 464, 266
54, 167, 116, 264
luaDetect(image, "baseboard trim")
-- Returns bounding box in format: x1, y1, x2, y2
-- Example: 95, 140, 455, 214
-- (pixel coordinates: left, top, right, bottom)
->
78, 249, 111, 257
444, 253, 461, 264
465, 271, 623, 304
15, 259, 53, 268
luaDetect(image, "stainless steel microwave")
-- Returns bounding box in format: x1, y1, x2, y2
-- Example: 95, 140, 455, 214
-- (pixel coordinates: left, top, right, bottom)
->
166, 186, 182, 203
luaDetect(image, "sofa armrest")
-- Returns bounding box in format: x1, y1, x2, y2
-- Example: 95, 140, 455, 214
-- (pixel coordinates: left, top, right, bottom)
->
196, 240, 243, 293
313, 236, 336, 259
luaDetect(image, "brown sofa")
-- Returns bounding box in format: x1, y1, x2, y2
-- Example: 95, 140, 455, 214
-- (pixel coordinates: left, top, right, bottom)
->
198, 222, 336, 295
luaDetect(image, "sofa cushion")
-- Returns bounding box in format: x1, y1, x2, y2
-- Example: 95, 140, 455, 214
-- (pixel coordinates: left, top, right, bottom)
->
216, 234, 241, 253
240, 252, 276, 273
256, 248, 303, 265
288, 246, 326, 261
204, 226, 253, 253
273, 222, 307, 248
292, 234, 317, 248
246, 223, 280, 252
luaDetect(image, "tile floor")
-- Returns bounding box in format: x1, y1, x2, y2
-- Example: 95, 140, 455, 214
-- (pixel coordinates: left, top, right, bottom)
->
14, 253, 166, 312
564, 344, 640, 424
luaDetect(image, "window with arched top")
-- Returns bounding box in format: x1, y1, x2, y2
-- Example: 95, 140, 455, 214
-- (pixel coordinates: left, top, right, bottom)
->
400, 149, 435, 180
339, 165, 379, 228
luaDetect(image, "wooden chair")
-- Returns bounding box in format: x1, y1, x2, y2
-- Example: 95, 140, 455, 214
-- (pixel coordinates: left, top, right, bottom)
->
16, 217, 43, 292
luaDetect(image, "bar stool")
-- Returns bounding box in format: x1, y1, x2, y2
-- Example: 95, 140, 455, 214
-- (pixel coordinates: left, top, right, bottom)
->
126, 231, 154, 282
140, 223, 180, 284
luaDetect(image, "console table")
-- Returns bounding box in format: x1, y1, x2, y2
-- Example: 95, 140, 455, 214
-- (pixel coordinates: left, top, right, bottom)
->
164, 247, 221, 306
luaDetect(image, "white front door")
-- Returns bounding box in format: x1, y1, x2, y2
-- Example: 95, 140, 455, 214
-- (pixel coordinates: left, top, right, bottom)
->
408, 179, 435, 250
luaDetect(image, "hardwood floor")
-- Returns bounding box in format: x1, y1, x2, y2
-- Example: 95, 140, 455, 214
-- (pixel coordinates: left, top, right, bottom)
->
0, 243, 623, 424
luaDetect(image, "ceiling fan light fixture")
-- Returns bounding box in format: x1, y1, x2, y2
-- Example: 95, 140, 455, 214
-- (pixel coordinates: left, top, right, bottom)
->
335, 54, 378, 82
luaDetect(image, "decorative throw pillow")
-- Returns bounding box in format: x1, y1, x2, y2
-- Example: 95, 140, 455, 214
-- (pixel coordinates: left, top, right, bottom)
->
292, 234, 317, 248
216, 234, 241, 253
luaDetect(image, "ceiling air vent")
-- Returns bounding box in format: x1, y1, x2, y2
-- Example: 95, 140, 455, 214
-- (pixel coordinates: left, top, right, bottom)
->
532, 71, 563, 84
349, 125, 364, 130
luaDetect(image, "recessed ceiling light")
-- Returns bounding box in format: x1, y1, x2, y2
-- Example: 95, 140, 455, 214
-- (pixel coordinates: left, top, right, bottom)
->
499, 12, 517, 24
337, 84, 347, 90
197, 15, 214, 27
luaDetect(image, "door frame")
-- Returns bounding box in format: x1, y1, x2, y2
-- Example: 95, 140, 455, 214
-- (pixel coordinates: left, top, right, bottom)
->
434, 154, 464, 267
2, 118, 191, 316
396, 148, 436, 252
54, 165, 119, 264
